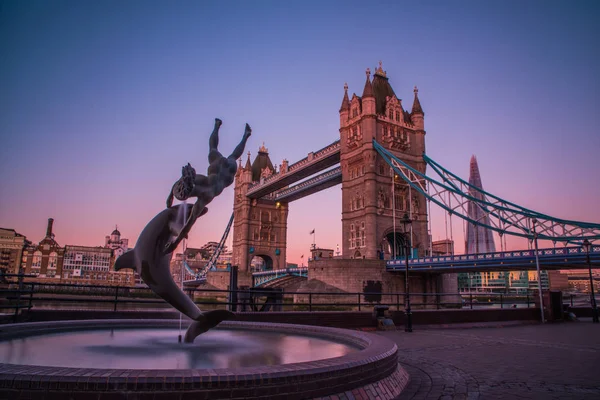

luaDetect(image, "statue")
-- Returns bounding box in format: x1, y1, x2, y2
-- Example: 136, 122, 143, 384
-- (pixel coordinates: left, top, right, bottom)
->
114, 118, 251, 342
114, 204, 235, 343
165, 118, 251, 253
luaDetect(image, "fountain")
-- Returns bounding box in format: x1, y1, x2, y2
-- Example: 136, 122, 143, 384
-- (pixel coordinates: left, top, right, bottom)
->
0, 119, 408, 399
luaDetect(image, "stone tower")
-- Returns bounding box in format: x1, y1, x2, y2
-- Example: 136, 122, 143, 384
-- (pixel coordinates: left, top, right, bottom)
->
231, 145, 289, 285
339, 62, 429, 260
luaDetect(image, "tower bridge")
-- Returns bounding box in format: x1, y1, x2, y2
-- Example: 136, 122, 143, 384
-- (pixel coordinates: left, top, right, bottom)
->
196, 62, 600, 294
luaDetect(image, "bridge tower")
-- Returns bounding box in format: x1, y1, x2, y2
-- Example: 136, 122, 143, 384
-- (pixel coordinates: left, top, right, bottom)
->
231, 144, 289, 285
339, 62, 429, 260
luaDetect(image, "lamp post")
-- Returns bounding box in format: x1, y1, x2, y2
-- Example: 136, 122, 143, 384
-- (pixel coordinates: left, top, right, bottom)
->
582, 239, 599, 323
531, 218, 545, 323
401, 213, 413, 332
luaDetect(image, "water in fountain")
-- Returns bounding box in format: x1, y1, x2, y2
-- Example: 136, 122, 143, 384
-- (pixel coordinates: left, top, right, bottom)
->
0, 328, 357, 369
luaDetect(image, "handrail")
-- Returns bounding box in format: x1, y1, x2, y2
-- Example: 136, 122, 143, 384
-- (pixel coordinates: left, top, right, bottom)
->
0, 276, 554, 320
387, 245, 600, 266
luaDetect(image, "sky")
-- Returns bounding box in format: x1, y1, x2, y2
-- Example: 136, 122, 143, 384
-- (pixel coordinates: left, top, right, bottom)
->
1, 0, 599, 264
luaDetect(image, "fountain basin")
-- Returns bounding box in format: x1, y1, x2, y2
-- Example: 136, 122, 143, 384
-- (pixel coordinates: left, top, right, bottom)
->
0, 319, 406, 399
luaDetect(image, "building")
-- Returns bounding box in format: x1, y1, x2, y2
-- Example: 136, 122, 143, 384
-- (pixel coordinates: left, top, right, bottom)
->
432, 239, 454, 256
18, 219, 134, 286
0, 228, 29, 275
62, 245, 133, 286
310, 248, 334, 260
103, 226, 138, 285
21, 218, 65, 279
104, 226, 129, 259
568, 275, 600, 293
458, 157, 549, 293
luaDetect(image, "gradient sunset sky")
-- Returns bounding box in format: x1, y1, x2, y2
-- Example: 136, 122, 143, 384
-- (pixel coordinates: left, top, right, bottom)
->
1, 0, 599, 263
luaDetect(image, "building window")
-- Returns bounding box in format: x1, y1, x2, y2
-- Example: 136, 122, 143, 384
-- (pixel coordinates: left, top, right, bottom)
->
383, 126, 388, 137
32, 251, 42, 269
48, 252, 57, 269
352, 108, 358, 118
395, 111, 400, 121
388, 110, 393, 119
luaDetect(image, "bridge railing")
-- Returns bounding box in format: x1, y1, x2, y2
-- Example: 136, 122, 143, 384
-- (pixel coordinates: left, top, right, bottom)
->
3, 275, 584, 322
387, 245, 600, 267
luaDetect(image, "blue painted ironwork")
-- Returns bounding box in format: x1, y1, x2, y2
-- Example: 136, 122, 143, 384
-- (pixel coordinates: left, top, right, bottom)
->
387, 244, 600, 273
252, 267, 308, 287
184, 212, 234, 282
372, 139, 600, 243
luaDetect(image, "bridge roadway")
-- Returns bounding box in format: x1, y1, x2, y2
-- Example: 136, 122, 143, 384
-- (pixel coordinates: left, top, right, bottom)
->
386, 245, 600, 273
248, 245, 600, 287
246, 140, 340, 199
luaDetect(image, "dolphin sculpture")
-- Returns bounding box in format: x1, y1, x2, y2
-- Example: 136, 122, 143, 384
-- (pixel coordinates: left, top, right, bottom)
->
114, 204, 235, 343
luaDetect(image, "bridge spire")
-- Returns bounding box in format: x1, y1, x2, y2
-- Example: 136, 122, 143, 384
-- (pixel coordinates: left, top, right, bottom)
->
411, 86, 424, 116
362, 68, 374, 98
339, 82, 350, 112
244, 151, 251, 170
374, 60, 386, 78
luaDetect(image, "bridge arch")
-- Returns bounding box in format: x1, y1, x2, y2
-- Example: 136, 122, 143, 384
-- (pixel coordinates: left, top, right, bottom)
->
251, 254, 274, 272
381, 227, 410, 259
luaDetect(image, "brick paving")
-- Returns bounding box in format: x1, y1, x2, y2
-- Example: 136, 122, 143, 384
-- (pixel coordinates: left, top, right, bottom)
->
378, 320, 600, 400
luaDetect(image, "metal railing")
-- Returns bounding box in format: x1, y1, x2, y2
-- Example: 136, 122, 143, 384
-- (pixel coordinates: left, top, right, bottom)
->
0, 275, 549, 323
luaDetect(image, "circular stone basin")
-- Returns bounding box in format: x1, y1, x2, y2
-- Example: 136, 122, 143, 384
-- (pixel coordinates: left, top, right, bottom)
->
0, 319, 406, 399
0, 326, 357, 369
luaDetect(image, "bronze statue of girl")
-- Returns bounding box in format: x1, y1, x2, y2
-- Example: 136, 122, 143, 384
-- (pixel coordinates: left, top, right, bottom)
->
165, 118, 251, 253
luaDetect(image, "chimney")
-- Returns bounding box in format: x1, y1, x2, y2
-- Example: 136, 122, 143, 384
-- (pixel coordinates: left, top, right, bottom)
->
46, 218, 54, 238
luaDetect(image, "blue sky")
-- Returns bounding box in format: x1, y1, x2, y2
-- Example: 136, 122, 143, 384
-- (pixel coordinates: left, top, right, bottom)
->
1, 0, 599, 261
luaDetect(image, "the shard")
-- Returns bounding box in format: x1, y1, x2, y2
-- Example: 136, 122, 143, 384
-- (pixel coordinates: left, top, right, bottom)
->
465, 155, 496, 254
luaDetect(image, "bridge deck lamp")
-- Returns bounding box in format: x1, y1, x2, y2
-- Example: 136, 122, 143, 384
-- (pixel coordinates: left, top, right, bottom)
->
582, 239, 599, 323
401, 213, 413, 332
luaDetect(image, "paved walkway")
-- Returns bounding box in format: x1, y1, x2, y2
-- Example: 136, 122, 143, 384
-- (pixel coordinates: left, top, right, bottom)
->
377, 320, 600, 400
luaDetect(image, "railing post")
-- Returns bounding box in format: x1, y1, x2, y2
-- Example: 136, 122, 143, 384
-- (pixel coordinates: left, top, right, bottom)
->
397, 293, 400, 311
309, 293, 312, 312
527, 292, 530, 308
13, 273, 24, 323
358, 293, 361, 311
570, 294, 573, 307
113, 286, 119, 312
28, 283, 35, 311
500, 294, 503, 309
436, 293, 440, 310
470, 293, 473, 309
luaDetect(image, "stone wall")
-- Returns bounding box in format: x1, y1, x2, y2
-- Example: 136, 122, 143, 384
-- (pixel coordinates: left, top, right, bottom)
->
205, 270, 230, 290
305, 259, 460, 309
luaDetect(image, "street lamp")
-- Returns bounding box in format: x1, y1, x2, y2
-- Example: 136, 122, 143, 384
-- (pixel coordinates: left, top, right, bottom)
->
401, 213, 413, 332
582, 239, 599, 323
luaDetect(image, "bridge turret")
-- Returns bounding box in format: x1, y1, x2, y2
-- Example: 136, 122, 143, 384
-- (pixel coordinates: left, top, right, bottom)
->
361, 68, 375, 116
339, 83, 350, 128
243, 151, 252, 183
410, 86, 424, 130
